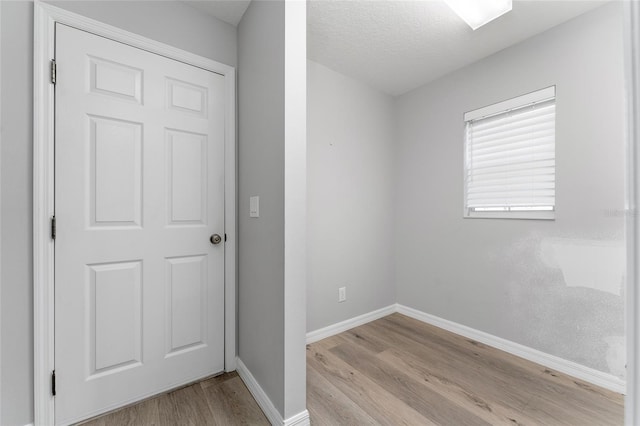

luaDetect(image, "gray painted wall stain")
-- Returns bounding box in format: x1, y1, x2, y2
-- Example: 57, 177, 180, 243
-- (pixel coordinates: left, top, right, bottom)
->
497, 233, 625, 378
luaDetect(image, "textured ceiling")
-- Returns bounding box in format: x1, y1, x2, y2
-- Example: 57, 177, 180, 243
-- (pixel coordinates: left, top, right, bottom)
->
184, 0, 251, 26
308, 1, 610, 96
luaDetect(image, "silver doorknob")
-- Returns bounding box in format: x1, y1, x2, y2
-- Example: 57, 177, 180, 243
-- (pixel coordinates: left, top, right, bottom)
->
210, 234, 222, 245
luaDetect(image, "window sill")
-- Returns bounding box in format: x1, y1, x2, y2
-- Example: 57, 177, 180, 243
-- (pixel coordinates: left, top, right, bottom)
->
464, 210, 555, 220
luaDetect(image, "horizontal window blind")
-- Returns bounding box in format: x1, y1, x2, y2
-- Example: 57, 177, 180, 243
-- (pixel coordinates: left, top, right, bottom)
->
465, 95, 556, 213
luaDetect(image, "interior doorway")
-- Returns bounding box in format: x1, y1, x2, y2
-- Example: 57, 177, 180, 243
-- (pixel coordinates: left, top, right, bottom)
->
33, 4, 237, 425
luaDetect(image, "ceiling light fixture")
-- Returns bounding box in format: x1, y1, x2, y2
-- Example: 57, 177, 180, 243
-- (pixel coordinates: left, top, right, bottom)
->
443, 0, 512, 30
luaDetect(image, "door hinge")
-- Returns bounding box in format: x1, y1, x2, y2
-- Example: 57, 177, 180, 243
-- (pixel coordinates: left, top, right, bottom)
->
50, 59, 57, 85
51, 216, 56, 240
51, 370, 56, 396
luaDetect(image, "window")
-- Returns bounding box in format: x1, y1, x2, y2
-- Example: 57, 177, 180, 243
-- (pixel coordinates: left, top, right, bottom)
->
463, 86, 556, 220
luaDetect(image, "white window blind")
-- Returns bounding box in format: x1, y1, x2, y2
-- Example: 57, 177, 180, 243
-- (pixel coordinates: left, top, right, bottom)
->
464, 87, 556, 219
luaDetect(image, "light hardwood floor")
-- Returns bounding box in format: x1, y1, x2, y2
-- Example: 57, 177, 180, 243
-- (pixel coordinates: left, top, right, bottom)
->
80, 313, 624, 425
307, 313, 624, 425
79, 372, 269, 426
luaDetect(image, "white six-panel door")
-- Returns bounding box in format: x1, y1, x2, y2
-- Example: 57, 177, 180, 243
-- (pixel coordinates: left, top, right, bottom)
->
54, 23, 225, 425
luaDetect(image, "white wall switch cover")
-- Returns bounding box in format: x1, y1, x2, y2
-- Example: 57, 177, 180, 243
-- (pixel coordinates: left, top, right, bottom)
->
338, 287, 346, 302
250, 196, 259, 218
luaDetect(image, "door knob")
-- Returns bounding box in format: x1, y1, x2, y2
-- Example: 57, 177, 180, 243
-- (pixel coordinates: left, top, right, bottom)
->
210, 234, 222, 245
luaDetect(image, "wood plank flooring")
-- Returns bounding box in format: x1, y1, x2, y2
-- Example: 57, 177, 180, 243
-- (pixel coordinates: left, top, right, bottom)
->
79, 313, 624, 425
79, 372, 269, 426
306, 313, 624, 425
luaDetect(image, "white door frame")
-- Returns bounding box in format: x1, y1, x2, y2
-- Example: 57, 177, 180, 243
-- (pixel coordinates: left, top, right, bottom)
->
626, 2, 640, 425
33, 2, 236, 425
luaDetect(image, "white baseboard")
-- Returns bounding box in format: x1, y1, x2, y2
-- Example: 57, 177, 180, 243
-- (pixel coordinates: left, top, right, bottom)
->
236, 358, 282, 425
396, 304, 626, 394
305, 303, 626, 394
284, 410, 311, 426
236, 358, 310, 426
306, 304, 397, 344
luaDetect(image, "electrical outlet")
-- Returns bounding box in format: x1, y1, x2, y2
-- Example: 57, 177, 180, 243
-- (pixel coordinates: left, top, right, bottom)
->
338, 287, 346, 303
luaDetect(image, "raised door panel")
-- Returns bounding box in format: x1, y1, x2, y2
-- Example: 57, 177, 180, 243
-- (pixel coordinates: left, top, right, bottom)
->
89, 116, 142, 227
165, 255, 207, 356
88, 261, 142, 377
166, 78, 208, 117
166, 129, 207, 225
89, 56, 143, 104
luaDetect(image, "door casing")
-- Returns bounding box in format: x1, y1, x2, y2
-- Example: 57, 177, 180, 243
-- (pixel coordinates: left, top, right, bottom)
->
33, 2, 237, 425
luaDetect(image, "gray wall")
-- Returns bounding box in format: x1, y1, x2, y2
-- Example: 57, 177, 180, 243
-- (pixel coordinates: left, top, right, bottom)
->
307, 60, 396, 332
395, 3, 626, 377
0, 2, 236, 424
237, 1, 307, 418
237, 0, 286, 416
1, 4, 34, 424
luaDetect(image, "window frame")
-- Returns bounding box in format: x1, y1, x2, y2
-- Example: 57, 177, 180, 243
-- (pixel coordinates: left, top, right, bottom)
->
463, 86, 556, 220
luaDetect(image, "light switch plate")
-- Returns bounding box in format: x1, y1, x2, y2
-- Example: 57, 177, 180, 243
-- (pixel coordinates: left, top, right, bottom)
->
250, 196, 259, 218
338, 287, 346, 302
